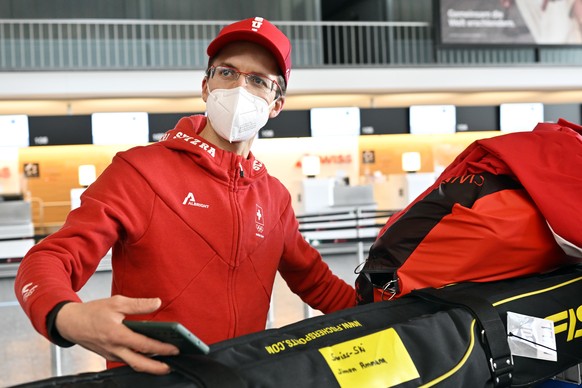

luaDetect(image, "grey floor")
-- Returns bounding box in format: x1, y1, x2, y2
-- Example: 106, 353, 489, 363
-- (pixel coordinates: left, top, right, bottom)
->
0, 251, 360, 387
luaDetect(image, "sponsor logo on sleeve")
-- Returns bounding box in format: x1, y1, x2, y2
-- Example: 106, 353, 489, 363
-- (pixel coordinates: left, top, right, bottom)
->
21, 282, 38, 302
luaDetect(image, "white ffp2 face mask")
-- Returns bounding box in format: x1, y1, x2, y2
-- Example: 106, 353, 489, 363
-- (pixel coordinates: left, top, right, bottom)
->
206, 86, 274, 143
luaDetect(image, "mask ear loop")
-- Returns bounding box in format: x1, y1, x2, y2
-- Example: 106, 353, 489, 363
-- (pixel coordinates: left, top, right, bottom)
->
267, 96, 278, 110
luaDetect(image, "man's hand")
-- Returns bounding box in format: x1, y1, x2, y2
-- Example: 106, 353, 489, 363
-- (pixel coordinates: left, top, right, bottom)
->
55, 295, 180, 375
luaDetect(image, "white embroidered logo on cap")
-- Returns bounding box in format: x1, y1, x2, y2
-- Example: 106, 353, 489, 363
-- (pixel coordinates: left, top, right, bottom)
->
251, 16, 264, 31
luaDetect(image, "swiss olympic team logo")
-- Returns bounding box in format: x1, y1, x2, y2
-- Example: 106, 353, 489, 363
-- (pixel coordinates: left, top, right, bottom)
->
256, 204, 265, 238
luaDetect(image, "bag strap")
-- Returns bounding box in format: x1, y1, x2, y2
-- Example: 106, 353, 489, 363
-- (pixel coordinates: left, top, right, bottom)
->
411, 288, 513, 387
157, 354, 246, 388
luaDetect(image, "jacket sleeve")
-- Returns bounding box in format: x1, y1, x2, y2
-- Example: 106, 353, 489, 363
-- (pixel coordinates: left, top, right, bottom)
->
277, 202, 356, 313
13, 153, 155, 340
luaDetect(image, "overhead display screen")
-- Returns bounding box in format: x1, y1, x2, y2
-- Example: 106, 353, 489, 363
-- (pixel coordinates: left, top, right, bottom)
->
409, 105, 456, 135
310, 107, 361, 137
500, 103, 544, 132
0, 115, 29, 147
543, 103, 581, 124
92, 112, 149, 145
438, 0, 582, 46
28, 115, 92, 146
455, 105, 499, 132
360, 108, 408, 135
259, 110, 311, 138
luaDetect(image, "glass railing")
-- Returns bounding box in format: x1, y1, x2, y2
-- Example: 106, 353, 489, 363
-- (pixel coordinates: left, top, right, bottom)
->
2, 19, 581, 71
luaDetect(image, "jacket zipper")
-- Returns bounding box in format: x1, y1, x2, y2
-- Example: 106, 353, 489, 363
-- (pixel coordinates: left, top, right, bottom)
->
227, 159, 244, 338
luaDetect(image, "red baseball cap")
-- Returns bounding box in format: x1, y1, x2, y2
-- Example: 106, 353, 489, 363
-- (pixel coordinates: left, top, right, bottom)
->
207, 16, 292, 84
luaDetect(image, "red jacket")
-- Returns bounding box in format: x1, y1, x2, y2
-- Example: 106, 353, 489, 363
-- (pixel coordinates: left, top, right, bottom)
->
15, 115, 355, 346
384, 118, 582, 257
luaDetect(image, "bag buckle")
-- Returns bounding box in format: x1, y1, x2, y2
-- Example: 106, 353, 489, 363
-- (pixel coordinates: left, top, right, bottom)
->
381, 279, 398, 300
489, 355, 513, 387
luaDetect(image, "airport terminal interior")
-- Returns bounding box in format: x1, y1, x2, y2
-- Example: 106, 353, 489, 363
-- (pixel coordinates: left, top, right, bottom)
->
1, 0, 582, 386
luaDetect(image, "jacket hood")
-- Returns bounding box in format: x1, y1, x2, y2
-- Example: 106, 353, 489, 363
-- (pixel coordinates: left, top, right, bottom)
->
157, 115, 268, 181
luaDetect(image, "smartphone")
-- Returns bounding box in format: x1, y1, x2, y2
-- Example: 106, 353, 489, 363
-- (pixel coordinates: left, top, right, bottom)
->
123, 320, 210, 355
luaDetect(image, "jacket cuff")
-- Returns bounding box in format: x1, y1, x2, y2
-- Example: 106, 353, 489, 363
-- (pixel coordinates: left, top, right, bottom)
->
46, 301, 75, 348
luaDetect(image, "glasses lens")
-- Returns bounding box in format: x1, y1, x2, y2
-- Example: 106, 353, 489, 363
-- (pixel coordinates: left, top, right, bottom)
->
246, 74, 272, 93
212, 66, 278, 96
214, 66, 238, 81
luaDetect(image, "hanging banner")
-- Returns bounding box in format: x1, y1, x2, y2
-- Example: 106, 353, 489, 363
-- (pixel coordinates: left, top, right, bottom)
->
438, 0, 582, 45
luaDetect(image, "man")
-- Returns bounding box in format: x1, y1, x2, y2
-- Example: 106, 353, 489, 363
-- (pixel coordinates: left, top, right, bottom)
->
15, 16, 356, 375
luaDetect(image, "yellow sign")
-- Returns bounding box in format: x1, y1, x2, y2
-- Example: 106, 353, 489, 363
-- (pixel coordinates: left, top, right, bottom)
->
319, 328, 419, 387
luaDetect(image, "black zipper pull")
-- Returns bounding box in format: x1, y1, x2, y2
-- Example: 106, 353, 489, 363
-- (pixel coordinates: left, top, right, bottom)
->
239, 162, 244, 178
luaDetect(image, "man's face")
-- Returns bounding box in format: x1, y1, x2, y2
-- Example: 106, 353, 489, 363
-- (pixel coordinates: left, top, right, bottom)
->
202, 41, 285, 117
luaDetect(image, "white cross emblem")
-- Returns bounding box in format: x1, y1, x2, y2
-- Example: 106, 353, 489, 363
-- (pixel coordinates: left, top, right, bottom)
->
256, 204, 264, 225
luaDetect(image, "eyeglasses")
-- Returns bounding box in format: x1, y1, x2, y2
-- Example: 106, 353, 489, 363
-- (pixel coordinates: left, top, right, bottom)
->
207, 65, 281, 97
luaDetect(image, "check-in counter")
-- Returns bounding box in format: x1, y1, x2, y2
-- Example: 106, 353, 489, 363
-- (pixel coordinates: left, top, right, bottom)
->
0, 198, 35, 277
